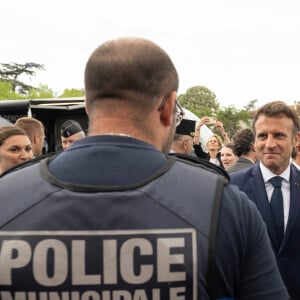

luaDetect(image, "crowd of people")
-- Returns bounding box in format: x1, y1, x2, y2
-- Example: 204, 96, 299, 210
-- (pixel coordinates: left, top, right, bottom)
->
0, 118, 85, 176
0, 36, 299, 299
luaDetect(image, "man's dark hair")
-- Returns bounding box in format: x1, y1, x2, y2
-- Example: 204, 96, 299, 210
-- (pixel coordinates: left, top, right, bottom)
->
252, 100, 300, 136
232, 128, 255, 157
84, 37, 179, 112
291, 147, 297, 159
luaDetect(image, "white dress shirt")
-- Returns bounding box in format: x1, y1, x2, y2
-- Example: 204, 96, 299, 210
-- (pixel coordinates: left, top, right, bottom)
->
260, 162, 290, 231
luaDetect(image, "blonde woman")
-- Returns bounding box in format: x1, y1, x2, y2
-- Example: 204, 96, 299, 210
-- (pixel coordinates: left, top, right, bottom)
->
193, 116, 231, 168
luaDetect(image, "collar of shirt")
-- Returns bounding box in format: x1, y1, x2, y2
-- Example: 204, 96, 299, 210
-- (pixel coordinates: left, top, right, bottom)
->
240, 156, 255, 164
292, 160, 300, 170
259, 161, 290, 184
259, 161, 291, 230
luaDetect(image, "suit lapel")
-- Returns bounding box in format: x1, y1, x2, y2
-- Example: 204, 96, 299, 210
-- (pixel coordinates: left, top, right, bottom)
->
281, 165, 300, 250
249, 164, 280, 249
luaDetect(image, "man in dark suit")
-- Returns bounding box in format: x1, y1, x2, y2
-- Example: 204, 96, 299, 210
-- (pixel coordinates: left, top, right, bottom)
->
227, 128, 257, 173
231, 100, 300, 299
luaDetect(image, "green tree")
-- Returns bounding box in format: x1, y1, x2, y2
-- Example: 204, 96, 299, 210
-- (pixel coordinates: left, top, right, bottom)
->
215, 105, 251, 139
59, 88, 84, 98
243, 99, 258, 111
178, 86, 220, 117
25, 84, 55, 99
0, 62, 44, 95
0, 82, 23, 100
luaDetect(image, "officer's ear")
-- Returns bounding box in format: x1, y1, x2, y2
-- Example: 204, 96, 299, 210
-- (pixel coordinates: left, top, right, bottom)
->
158, 91, 177, 127
182, 138, 189, 150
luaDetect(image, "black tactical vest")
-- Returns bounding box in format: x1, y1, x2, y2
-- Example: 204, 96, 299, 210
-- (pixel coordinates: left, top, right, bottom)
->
0, 155, 226, 299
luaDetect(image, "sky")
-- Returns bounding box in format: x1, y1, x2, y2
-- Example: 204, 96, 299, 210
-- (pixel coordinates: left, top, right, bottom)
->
1, 0, 300, 109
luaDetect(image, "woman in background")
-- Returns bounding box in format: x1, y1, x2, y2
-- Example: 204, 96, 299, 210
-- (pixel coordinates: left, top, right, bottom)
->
0, 126, 33, 175
193, 116, 230, 169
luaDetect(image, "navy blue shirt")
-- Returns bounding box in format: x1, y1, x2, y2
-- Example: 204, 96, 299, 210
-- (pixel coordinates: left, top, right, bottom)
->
48, 135, 167, 185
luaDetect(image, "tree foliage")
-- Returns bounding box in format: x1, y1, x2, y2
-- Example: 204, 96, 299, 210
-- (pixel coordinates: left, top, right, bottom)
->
59, 88, 84, 98
0, 62, 85, 101
243, 99, 257, 111
178, 86, 220, 117
0, 62, 44, 95
178, 85, 254, 140
25, 84, 55, 99
0, 82, 23, 100
215, 106, 251, 139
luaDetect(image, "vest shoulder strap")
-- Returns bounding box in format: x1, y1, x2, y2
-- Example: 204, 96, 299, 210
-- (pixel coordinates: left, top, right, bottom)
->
207, 175, 225, 299
168, 153, 230, 181
168, 153, 227, 299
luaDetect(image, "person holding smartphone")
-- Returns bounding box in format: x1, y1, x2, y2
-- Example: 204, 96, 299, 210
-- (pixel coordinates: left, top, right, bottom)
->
193, 116, 230, 168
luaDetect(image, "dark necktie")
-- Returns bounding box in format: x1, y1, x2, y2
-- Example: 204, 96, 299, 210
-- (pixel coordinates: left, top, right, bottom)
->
269, 176, 284, 244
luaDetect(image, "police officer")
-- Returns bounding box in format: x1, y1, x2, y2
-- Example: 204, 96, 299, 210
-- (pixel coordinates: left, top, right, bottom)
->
0, 38, 288, 299
171, 119, 196, 154
60, 119, 86, 150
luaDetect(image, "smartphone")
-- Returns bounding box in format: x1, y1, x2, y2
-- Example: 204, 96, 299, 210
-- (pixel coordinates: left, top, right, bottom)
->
207, 117, 217, 125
